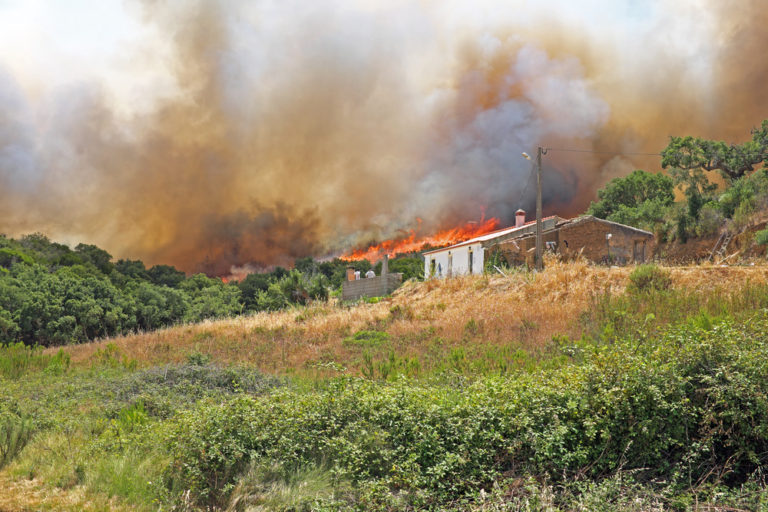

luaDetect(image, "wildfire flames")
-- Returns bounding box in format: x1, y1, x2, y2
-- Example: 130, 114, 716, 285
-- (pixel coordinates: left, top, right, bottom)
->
341, 217, 500, 262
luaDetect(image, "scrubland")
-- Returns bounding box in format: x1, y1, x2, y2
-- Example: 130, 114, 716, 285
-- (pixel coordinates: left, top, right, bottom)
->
4, 259, 768, 511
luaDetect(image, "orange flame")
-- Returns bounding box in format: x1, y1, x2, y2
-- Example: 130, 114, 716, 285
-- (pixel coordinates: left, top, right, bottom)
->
341, 217, 501, 262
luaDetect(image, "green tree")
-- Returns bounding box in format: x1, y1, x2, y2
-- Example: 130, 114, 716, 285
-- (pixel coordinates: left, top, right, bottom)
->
74, 243, 114, 275
661, 120, 768, 182
115, 259, 150, 281
238, 273, 272, 311
588, 170, 674, 229
147, 264, 186, 288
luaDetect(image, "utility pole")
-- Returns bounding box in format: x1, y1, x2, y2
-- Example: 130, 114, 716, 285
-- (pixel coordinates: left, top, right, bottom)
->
523, 146, 547, 271
535, 147, 547, 271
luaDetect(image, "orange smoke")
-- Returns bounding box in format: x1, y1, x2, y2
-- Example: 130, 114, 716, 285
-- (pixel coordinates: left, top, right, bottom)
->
341, 217, 500, 262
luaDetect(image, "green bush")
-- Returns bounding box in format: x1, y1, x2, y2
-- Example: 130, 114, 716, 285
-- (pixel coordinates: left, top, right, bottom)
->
165, 312, 768, 509
0, 404, 32, 469
343, 329, 390, 347
627, 264, 671, 293
0, 342, 70, 379
756, 228, 768, 246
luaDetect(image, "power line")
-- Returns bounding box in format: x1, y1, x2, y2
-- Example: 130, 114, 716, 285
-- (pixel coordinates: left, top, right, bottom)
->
545, 147, 662, 156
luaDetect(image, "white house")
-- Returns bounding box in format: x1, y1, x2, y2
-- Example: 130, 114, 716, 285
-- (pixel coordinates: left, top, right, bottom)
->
423, 210, 561, 278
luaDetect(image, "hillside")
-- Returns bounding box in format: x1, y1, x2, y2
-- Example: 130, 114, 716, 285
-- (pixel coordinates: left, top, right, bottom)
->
4, 260, 768, 511
56, 259, 768, 377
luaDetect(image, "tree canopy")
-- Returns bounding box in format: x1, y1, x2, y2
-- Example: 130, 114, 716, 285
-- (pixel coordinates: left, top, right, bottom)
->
661, 120, 768, 182
587, 170, 674, 230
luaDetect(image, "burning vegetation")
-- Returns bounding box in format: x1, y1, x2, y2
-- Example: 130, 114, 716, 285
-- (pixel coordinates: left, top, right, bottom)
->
341, 217, 500, 262
1, 1, 768, 273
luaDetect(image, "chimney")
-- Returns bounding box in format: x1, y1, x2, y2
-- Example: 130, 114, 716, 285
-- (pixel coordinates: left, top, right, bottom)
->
515, 209, 526, 228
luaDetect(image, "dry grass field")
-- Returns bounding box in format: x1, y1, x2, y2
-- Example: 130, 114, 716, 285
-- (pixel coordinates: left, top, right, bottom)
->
53, 259, 768, 378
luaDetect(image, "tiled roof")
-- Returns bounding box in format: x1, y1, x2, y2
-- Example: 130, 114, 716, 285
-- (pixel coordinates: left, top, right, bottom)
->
422, 216, 559, 255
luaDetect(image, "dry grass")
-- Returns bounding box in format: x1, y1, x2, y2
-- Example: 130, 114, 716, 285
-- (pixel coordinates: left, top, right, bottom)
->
51, 259, 768, 377
0, 472, 136, 512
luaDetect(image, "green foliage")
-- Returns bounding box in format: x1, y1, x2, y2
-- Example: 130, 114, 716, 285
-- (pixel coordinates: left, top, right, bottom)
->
756, 229, 768, 246
187, 350, 211, 366
483, 250, 510, 273
343, 329, 390, 347
74, 243, 114, 274
627, 264, 672, 293
0, 403, 32, 469
225, 462, 353, 511
0, 342, 70, 379
374, 256, 425, 281
0, 247, 34, 268
147, 264, 186, 288
661, 120, 768, 182
165, 312, 768, 509
588, 170, 674, 230
0, 234, 336, 347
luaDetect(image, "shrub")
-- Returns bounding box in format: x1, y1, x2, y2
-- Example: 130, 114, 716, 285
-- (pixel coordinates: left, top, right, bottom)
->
0, 342, 70, 379
756, 228, 768, 246
165, 314, 768, 509
343, 330, 390, 347
627, 264, 671, 293
0, 405, 32, 469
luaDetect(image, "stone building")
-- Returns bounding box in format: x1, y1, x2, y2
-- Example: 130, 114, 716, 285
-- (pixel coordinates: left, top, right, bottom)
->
489, 215, 654, 267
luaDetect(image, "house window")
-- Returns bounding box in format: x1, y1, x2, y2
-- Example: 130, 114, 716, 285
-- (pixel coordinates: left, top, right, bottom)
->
468, 248, 473, 274
430, 259, 436, 277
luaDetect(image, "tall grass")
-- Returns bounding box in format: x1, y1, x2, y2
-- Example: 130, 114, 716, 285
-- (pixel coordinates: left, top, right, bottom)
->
0, 342, 70, 379
39, 261, 768, 381
0, 408, 32, 469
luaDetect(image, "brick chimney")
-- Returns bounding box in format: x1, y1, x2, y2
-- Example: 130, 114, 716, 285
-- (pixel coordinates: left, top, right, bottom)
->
515, 209, 526, 228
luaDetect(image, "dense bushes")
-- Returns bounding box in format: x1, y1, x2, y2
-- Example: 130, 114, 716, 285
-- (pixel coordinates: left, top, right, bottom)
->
165, 312, 768, 509
0, 234, 374, 346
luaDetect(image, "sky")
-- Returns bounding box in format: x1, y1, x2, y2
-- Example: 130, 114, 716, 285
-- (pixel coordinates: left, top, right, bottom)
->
0, 0, 766, 274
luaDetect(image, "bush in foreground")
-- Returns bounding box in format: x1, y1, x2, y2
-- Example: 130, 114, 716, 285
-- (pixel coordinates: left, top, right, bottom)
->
165, 311, 768, 510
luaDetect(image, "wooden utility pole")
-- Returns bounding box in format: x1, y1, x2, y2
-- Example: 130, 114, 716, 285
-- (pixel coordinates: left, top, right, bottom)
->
535, 146, 547, 271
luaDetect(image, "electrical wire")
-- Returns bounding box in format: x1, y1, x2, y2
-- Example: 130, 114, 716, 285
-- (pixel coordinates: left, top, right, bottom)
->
545, 147, 662, 156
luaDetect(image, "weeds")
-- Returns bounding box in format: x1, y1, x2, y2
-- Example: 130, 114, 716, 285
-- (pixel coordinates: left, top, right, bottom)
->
0, 405, 32, 469
343, 329, 390, 347
0, 342, 70, 379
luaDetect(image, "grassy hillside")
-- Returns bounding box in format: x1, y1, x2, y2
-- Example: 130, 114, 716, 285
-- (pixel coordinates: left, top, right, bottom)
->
3, 260, 768, 511
56, 259, 768, 377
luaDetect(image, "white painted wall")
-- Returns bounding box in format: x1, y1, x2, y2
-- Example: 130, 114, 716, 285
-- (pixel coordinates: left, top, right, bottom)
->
424, 243, 484, 278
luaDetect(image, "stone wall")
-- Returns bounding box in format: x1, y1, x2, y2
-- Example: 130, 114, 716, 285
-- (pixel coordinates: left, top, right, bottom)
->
491, 216, 654, 266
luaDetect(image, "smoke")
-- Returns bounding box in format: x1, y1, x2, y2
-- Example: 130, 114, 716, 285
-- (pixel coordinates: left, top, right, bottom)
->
0, 0, 766, 273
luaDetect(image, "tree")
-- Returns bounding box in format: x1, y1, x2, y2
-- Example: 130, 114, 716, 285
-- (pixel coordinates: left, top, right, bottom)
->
74, 243, 114, 275
661, 120, 768, 183
238, 273, 272, 311
588, 170, 674, 229
115, 259, 150, 281
148, 264, 186, 288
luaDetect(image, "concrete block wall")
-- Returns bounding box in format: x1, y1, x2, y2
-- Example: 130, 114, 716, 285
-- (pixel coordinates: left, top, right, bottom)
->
342, 273, 403, 301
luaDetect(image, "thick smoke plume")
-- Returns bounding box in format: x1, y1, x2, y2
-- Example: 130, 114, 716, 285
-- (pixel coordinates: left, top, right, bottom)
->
0, 0, 767, 273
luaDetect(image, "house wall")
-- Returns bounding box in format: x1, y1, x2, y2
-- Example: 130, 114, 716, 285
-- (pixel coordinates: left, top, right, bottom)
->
491, 217, 654, 266
557, 219, 654, 264
423, 243, 483, 278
